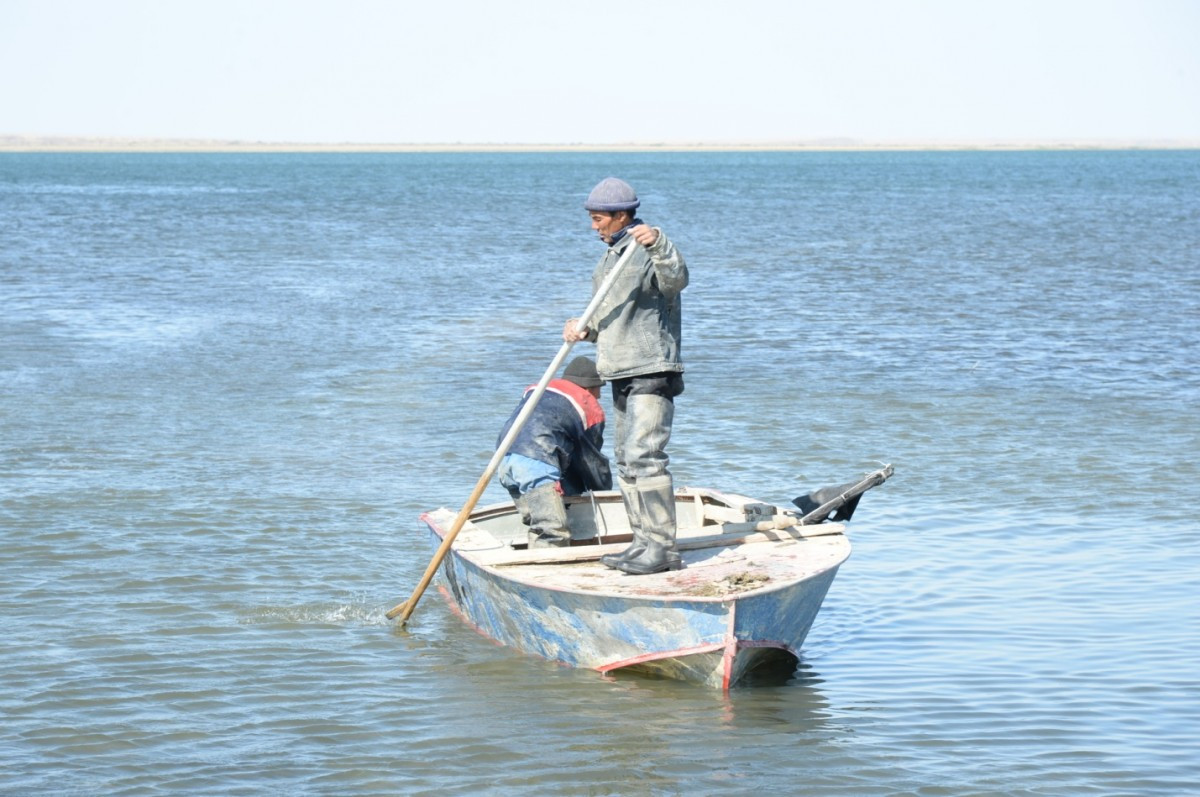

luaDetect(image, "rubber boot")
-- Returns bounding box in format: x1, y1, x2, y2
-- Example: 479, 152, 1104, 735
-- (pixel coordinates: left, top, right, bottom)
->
612, 475, 682, 575
511, 490, 532, 528
601, 475, 647, 568
523, 483, 571, 548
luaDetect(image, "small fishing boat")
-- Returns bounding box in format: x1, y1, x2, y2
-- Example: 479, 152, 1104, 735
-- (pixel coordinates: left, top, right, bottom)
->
420, 465, 893, 688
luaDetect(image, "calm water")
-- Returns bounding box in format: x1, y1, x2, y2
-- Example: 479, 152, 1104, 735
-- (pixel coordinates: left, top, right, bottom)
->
1, 151, 1198, 795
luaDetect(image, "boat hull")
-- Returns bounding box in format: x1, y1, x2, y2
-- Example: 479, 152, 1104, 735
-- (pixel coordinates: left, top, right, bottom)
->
420, 487, 850, 688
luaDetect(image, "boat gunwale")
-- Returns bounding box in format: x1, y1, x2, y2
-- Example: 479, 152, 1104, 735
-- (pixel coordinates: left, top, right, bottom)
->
420, 488, 852, 605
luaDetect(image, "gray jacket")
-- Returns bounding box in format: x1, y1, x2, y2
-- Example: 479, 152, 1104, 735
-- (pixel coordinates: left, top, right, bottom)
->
584, 227, 688, 381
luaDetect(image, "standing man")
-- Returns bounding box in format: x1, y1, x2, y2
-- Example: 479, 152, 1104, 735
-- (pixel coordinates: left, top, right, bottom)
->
563, 177, 688, 575
496, 356, 612, 548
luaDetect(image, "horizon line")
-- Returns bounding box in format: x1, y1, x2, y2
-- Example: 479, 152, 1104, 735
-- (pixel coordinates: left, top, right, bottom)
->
3, 133, 1199, 153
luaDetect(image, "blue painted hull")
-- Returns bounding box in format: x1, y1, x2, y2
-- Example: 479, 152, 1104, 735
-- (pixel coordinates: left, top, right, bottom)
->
421, 488, 851, 688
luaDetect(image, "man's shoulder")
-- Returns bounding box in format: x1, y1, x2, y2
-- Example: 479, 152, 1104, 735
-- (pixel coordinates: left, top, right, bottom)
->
545, 379, 605, 428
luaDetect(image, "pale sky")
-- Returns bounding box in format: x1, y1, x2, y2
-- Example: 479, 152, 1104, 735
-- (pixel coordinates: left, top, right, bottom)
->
2, 0, 1198, 144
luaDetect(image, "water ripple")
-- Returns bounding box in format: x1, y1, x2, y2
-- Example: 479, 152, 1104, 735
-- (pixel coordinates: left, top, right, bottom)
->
2, 151, 1197, 795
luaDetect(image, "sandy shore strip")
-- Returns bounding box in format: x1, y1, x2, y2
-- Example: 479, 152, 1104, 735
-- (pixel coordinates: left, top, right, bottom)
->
3, 135, 1199, 153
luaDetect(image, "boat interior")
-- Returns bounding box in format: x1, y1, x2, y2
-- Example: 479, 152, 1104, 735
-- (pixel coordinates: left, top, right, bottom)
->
466, 487, 780, 550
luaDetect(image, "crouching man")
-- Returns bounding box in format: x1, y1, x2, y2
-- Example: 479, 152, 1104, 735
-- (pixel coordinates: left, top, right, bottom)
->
496, 356, 612, 548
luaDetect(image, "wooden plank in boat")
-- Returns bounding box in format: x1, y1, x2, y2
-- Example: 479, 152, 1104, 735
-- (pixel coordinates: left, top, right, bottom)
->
473, 521, 847, 567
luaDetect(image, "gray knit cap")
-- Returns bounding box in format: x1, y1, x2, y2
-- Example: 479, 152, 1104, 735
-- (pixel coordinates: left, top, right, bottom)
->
584, 177, 640, 212
562, 356, 603, 388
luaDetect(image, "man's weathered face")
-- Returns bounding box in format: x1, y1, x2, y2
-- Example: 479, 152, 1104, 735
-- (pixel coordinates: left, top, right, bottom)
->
590, 211, 630, 244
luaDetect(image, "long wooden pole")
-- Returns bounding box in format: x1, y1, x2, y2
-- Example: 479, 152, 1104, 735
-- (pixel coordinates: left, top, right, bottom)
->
386, 240, 642, 623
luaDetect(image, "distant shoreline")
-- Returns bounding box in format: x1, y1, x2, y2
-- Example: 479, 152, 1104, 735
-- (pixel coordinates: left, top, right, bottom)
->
2, 134, 1198, 153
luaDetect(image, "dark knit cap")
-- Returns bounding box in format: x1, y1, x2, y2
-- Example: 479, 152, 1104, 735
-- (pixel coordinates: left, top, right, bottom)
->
584, 177, 640, 212
562, 356, 603, 388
